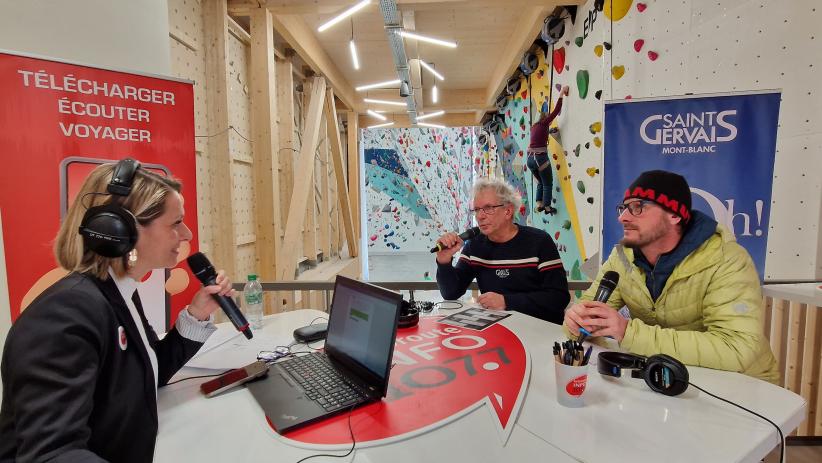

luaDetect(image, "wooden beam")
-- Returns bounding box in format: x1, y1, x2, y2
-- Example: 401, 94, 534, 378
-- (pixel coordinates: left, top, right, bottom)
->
203, 0, 236, 276
279, 77, 326, 280
249, 7, 281, 288
269, 14, 359, 113
276, 56, 295, 242
346, 111, 360, 239
318, 115, 331, 260
325, 88, 359, 258
229, 0, 570, 14
480, 5, 552, 123
359, 112, 477, 128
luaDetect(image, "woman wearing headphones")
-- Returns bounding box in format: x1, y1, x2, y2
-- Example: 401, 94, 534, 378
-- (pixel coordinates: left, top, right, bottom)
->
0, 159, 233, 462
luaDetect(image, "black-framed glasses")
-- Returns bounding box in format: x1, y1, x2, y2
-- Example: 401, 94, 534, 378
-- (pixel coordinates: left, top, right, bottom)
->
616, 200, 654, 217
469, 204, 505, 216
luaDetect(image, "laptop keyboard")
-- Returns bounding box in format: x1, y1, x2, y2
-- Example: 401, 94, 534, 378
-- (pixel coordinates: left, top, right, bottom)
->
280, 353, 366, 412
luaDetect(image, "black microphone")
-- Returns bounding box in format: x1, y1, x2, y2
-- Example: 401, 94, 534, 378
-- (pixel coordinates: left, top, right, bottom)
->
429, 227, 481, 253
187, 252, 253, 339
594, 271, 620, 303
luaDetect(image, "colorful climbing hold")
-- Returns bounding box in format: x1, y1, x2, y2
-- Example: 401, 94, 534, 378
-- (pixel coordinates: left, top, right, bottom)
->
586, 167, 600, 177
576, 69, 590, 99
552, 47, 566, 74
603, 0, 634, 21
589, 121, 602, 134
562, 220, 572, 230
648, 50, 659, 61
594, 44, 603, 57
593, 136, 602, 147
634, 39, 644, 52
611, 65, 626, 80
577, 180, 586, 194
588, 226, 594, 233
637, 2, 647, 12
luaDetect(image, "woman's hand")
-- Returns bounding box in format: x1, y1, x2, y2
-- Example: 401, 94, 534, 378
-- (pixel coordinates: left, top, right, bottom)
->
188, 270, 234, 321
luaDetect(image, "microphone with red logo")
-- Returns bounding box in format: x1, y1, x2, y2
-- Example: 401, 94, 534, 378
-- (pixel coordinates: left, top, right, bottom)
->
187, 252, 253, 339
429, 227, 481, 253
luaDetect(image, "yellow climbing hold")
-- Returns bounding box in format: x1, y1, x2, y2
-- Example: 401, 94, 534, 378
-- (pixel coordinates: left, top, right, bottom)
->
594, 44, 603, 57
611, 65, 626, 80
603, 0, 633, 21
589, 121, 602, 134
586, 167, 600, 177
593, 136, 602, 147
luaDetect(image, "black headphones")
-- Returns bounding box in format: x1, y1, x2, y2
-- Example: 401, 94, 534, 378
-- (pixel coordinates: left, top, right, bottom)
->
78, 158, 141, 258
598, 352, 689, 396
398, 300, 419, 329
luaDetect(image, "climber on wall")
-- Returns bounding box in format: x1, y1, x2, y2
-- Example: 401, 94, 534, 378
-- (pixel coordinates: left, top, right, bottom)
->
526, 85, 569, 215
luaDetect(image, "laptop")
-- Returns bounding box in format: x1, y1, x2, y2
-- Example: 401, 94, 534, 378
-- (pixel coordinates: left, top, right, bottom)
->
247, 275, 402, 434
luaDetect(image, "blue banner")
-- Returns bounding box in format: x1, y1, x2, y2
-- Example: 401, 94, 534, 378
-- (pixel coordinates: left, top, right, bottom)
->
603, 91, 781, 278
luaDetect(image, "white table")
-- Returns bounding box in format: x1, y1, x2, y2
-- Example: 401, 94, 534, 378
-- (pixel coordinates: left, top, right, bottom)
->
155, 309, 806, 463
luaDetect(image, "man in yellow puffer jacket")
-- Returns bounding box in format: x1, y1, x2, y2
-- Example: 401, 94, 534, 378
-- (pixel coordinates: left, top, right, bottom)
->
564, 170, 778, 383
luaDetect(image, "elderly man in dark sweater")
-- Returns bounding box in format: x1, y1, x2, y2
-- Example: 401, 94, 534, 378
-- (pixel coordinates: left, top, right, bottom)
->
435, 178, 570, 324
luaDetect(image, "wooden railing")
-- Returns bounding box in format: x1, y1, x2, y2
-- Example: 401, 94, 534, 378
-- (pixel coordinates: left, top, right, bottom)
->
763, 283, 822, 436
232, 280, 594, 313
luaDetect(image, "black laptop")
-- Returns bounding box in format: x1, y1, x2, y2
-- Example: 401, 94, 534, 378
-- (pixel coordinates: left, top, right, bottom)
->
247, 275, 402, 434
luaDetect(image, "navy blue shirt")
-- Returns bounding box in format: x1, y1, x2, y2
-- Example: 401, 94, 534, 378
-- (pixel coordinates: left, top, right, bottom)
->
436, 225, 570, 324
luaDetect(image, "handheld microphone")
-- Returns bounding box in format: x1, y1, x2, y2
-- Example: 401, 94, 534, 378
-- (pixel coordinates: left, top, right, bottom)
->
187, 252, 253, 339
594, 270, 620, 303
430, 227, 481, 253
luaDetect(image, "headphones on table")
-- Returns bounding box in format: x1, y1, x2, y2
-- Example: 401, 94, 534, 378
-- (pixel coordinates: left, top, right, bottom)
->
78, 158, 141, 258
597, 352, 689, 396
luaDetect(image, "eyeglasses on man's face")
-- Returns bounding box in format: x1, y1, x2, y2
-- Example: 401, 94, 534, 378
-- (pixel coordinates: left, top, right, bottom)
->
469, 204, 505, 216
616, 200, 655, 217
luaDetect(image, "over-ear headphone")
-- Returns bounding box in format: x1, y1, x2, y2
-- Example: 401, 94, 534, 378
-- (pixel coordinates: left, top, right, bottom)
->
78, 158, 141, 258
398, 300, 419, 328
598, 352, 689, 396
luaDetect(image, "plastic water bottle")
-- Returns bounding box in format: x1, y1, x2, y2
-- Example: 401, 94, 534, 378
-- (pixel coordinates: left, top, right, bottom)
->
243, 274, 264, 330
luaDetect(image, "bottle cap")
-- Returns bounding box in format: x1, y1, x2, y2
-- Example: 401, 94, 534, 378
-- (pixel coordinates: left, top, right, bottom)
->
247, 274, 257, 281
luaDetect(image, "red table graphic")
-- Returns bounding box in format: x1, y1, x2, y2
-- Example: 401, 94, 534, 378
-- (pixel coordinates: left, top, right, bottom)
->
272, 316, 530, 449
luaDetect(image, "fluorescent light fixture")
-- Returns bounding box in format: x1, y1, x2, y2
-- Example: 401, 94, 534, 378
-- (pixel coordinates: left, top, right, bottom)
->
367, 109, 387, 121
368, 121, 395, 129
432, 85, 438, 103
356, 79, 402, 91
419, 60, 445, 81
417, 110, 445, 121
418, 121, 445, 129
364, 98, 407, 107
349, 40, 360, 70
318, 0, 370, 32
398, 31, 457, 48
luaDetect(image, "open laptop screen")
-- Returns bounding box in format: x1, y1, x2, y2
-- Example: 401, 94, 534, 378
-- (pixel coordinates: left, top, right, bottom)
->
324, 277, 401, 389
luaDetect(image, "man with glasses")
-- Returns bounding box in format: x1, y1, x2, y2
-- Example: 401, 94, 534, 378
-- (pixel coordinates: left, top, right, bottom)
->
435, 178, 570, 324
564, 170, 777, 382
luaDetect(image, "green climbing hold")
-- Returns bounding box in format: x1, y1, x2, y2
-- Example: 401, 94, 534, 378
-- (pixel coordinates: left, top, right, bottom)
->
576, 180, 585, 194
562, 220, 572, 230
575, 36, 584, 47
588, 226, 594, 233
576, 70, 589, 99
574, 144, 581, 157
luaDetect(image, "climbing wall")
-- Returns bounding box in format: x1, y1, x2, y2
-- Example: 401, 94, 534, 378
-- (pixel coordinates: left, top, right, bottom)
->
362, 127, 476, 252
493, 0, 822, 279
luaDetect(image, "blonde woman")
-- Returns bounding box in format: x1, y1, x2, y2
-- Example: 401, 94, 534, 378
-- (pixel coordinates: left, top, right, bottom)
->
0, 159, 233, 462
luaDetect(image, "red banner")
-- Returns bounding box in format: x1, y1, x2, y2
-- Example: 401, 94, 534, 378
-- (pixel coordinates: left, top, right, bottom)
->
0, 51, 198, 327
280, 317, 530, 447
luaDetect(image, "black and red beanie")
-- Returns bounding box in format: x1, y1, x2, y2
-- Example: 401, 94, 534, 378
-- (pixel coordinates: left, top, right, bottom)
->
623, 170, 692, 224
